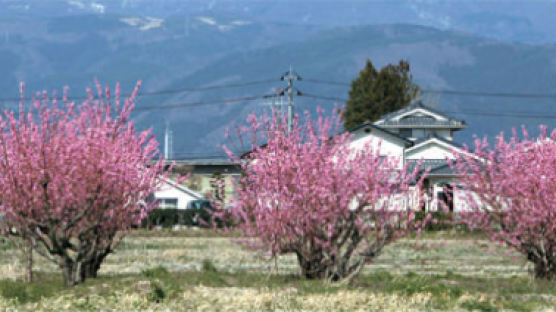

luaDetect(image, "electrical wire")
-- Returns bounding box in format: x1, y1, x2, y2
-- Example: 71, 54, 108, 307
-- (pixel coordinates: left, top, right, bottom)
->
133, 93, 280, 111
302, 77, 556, 99
300, 92, 556, 119
443, 110, 556, 119
303, 78, 351, 86
422, 89, 556, 99
300, 93, 349, 102
0, 78, 279, 103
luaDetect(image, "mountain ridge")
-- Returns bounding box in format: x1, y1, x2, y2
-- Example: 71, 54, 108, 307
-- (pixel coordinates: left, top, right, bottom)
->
2, 17, 556, 156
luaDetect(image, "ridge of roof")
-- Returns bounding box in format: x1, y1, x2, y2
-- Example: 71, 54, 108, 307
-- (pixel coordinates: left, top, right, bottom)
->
161, 177, 204, 199
346, 122, 414, 145
379, 100, 466, 126
405, 159, 456, 176
411, 133, 465, 149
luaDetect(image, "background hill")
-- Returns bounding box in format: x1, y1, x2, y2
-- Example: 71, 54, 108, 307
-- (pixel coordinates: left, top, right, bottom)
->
2, 1, 556, 156
152, 24, 556, 155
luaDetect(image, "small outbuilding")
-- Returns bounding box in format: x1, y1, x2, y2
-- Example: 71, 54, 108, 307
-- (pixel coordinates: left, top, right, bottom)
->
154, 178, 204, 210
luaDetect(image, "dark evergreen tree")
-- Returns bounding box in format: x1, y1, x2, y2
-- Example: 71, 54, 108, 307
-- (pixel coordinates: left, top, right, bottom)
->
343, 60, 419, 130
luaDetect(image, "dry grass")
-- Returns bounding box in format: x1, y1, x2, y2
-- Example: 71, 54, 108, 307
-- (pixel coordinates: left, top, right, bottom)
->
0, 284, 436, 312
0, 229, 554, 311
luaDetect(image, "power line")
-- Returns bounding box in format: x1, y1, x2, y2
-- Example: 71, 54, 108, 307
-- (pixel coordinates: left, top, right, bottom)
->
300, 93, 348, 102
0, 78, 279, 103
5, 76, 556, 104
444, 110, 556, 119
5, 73, 556, 117
133, 93, 280, 111
300, 92, 556, 119
303, 78, 351, 87
138, 78, 278, 96
422, 89, 556, 99
302, 77, 556, 100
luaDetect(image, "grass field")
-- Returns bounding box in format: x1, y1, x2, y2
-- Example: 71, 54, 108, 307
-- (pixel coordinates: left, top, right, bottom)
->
0, 229, 555, 311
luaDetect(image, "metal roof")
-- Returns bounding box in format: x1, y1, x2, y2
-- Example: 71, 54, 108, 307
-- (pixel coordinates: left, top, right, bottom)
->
411, 134, 465, 149
160, 177, 204, 199
406, 159, 456, 176
377, 100, 466, 129
380, 116, 466, 128
346, 122, 413, 145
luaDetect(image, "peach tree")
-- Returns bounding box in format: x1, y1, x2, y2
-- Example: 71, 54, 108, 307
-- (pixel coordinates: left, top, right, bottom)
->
453, 126, 556, 280
0, 82, 165, 286
221, 110, 425, 282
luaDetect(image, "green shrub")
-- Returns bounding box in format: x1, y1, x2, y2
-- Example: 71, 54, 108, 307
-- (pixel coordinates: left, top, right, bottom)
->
147, 281, 166, 303
461, 299, 498, 312
202, 259, 218, 273
0, 279, 29, 302
141, 206, 233, 229
141, 266, 170, 279
142, 208, 211, 228
0, 277, 60, 303
0, 238, 14, 251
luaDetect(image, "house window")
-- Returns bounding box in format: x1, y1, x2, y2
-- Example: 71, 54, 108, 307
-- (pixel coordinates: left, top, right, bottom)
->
157, 198, 178, 209
412, 129, 425, 138
399, 129, 412, 137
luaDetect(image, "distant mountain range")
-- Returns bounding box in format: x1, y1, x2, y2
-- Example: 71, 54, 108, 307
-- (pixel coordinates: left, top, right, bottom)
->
4, 0, 556, 44
2, 2, 556, 157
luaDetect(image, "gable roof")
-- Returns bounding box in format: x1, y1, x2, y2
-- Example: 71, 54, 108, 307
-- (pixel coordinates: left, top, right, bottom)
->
160, 178, 204, 199
412, 133, 464, 148
406, 159, 456, 176
347, 122, 413, 146
375, 100, 466, 129
405, 134, 467, 154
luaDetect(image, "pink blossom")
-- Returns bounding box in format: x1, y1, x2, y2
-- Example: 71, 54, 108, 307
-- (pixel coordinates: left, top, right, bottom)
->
452, 126, 556, 280
216, 108, 426, 282
0, 81, 166, 286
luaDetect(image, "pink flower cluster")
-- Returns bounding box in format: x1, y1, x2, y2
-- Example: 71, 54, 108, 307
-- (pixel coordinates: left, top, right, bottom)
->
452, 126, 556, 279
0, 81, 166, 286
220, 109, 425, 281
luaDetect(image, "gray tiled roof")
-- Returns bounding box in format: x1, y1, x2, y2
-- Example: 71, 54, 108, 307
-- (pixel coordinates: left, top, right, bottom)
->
406, 159, 455, 176
412, 134, 464, 149
346, 122, 413, 145
380, 116, 465, 128
377, 101, 466, 129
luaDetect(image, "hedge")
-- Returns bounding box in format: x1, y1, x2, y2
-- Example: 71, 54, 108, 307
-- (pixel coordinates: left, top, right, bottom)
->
142, 208, 212, 228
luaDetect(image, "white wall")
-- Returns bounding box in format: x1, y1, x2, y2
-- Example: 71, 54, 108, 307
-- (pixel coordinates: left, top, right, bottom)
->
349, 128, 406, 168
154, 183, 201, 210
405, 142, 457, 160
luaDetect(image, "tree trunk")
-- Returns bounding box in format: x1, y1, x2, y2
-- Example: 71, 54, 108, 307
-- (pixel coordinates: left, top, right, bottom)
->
80, 258, 102, 279
60, 252, 110, 287
296, 252, 327, 279
79, 250, 110, 280
533, 260, 555, 280
23, 237, 33, 283
61, 261, 83, 287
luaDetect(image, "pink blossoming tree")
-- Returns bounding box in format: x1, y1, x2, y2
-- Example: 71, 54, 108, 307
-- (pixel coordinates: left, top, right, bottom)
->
0, 81, 166, 286
452, 126, 556, 280
220, 110, 426, 282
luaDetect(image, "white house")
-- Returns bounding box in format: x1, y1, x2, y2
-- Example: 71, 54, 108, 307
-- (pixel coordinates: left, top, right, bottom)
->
349, 100, 472, 212
154, 178, 204, 210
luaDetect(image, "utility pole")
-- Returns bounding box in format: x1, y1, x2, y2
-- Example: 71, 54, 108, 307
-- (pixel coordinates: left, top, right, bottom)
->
280, 66, 302, 133
164, 123, 173, 160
